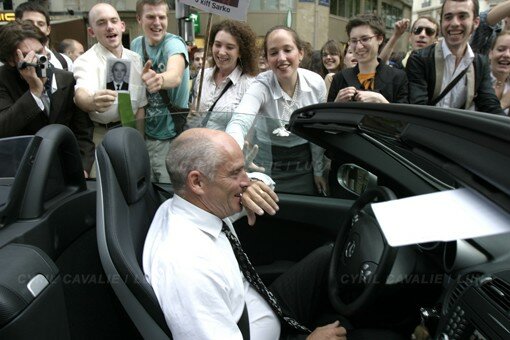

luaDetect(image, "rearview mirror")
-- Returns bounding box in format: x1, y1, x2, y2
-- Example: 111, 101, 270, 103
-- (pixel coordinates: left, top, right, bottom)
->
337, 164, 377, 196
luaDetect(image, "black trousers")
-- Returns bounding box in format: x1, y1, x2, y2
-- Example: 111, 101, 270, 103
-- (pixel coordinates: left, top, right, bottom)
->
269, 244, 406, 340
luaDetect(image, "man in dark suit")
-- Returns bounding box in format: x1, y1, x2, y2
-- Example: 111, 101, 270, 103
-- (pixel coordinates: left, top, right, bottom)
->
106, 61, 129, 91
406, 0, 503, 114
0, 20, 94, 175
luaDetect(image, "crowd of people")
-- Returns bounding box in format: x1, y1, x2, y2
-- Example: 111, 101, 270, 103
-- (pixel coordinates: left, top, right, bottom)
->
2, 0, 509, 180
2, 0, 509, 339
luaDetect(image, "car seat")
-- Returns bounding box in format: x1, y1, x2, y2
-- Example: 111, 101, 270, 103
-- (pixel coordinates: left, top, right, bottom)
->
95, 127, 172, 339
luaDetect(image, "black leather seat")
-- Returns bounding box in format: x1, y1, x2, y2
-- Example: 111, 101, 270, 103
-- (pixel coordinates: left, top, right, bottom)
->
96, 127, 172, 339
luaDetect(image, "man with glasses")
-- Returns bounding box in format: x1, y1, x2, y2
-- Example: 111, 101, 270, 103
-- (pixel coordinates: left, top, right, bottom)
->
406, 0, 503, 114
379, 16, 439, 68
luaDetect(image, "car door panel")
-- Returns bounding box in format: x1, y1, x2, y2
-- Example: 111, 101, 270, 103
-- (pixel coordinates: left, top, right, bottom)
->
235, 194, 353, 282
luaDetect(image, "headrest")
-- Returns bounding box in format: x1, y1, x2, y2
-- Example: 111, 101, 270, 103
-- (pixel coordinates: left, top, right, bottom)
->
101, 128, 151, 204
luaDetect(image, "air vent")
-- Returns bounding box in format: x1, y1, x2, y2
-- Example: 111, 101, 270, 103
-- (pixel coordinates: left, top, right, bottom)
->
480, 277, 510, 313
445, 273, 482, 314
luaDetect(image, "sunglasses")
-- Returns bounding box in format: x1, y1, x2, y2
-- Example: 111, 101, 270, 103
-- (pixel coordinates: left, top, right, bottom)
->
413, 26, 436, 36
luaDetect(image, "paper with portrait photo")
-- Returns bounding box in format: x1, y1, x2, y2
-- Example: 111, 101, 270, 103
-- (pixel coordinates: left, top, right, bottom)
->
106, 58, 131, 98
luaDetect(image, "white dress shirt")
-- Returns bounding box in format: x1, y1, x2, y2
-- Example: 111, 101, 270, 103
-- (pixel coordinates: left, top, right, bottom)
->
226, 68, 326, 176
437, 39, 475, 109
73, 43, 147, 124
143, 195, 280, 340
193, 66, 255, 131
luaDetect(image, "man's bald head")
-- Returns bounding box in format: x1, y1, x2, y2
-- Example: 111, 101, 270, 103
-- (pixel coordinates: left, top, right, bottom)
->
166, 129, 239, 193
88, 3, 118, 25
87, 3, 125, 56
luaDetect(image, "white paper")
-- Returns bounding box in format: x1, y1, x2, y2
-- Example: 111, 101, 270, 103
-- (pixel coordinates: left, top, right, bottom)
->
180, 0, 251, 21
371, 188, 510, 247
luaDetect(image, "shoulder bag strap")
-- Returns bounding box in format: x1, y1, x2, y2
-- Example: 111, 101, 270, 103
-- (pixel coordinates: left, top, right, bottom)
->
430, 62, 472, 106
51, 48, 68, 71
201, 79, 233, 126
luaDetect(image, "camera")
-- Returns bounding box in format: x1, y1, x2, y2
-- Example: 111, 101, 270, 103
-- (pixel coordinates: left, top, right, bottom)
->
34, 54, 49, 78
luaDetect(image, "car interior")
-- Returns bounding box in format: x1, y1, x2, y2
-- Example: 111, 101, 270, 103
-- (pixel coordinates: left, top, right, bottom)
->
0, 104, 509, 340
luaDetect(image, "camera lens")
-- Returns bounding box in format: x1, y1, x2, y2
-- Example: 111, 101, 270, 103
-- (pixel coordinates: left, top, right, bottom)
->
36, 54, 48, 63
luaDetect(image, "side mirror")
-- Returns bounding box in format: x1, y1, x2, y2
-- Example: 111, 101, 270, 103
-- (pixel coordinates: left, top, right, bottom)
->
337, 163, 377, 196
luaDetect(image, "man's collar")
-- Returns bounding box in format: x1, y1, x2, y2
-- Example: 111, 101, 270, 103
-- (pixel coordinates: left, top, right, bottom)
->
97, 43, 124, 59
441, 39, 475, 60
172, 194, 225, 239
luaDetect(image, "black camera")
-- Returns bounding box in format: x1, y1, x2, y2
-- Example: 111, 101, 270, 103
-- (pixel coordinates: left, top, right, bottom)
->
34, 54, 49, 78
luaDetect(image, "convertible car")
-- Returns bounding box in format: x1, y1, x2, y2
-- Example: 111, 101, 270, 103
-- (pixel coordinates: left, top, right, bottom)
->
0, 103, 509, 339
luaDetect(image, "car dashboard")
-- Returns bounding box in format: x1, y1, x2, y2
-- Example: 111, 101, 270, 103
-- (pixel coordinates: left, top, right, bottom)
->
436, 267, 510, 340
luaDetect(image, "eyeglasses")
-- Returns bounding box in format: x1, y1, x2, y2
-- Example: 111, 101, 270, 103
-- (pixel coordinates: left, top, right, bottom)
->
412, 26, 436, 36
348, 35, 377, 46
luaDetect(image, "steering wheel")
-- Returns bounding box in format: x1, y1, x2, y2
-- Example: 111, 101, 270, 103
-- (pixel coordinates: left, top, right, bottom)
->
328, 186, 397, 317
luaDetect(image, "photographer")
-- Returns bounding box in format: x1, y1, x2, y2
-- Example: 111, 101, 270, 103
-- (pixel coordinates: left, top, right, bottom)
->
0, 20, 94, 175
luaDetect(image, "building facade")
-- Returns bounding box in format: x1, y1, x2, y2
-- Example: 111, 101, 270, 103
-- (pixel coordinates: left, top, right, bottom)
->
9, 0, 412, 51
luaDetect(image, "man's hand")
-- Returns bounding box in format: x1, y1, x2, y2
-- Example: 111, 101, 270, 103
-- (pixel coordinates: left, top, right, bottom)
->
241, 180, 279, 226
393, 19, 410, 38
16, 49, 45, 96
92, 90, 117, 112
307, 321, 347, 340
142, 60, 164, 93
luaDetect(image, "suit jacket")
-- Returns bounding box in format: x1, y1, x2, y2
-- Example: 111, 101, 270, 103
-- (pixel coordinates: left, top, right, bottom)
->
0, 65, 95, 172
327, 60, 409, 103
406, 43, 504, 114
106, 81, 129, 91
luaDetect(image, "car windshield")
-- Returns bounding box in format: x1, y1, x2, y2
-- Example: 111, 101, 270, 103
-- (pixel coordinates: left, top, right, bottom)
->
90, 110, 458, 199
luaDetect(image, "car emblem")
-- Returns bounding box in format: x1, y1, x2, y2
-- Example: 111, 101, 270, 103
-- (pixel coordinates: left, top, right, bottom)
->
345, 240, 356, 258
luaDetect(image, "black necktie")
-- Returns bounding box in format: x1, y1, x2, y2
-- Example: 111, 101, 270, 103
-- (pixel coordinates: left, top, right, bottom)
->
221, 222, 311, 334
116, 84, 120, 90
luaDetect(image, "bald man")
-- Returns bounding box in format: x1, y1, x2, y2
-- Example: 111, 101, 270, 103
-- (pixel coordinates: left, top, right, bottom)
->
58, 39, 85, 61
143, 128, 348, 340
73, 3, 147, 166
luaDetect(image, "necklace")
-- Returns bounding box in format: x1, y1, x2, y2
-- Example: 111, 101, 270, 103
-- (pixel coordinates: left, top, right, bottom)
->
273, 79, 300, 137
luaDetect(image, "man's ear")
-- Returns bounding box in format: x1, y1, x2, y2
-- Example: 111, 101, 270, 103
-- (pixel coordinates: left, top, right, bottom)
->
121, 21, 126, 33
136, 15, 142, 24
473, 16, 480, 31
187, 170, 206, 195
87, 26, 95, 38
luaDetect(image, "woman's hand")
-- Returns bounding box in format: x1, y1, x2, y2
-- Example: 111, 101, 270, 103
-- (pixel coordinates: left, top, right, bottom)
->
334, 86, 358, 102
314, 175, 328, 196
354, 91, 389, 103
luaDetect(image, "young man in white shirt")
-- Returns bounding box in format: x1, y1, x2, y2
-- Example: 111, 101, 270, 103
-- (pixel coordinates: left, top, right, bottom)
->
73, 3, 147, 150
